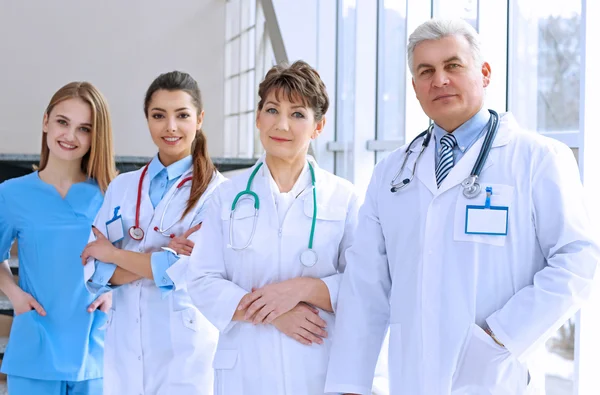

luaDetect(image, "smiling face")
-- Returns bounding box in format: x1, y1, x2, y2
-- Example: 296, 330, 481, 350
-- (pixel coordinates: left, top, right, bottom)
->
256, 90, 325, 163
42, 97, 93, 164
411, 34, 491, 132
146, 89, 203, 166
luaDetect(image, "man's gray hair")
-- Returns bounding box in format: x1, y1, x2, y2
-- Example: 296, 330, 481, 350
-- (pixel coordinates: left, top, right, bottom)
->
407, 19, 484, 76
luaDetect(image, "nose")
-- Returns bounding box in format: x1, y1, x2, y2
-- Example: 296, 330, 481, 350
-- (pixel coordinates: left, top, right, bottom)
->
432, 70, 450, 88
275, 115, 289, 132
166, 116, 177, 132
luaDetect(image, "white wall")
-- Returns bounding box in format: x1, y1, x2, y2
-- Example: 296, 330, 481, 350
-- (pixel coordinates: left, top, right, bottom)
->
0, 0, 226, 157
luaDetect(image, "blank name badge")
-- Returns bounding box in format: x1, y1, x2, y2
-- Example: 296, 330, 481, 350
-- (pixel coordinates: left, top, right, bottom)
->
465, 205, 509, 236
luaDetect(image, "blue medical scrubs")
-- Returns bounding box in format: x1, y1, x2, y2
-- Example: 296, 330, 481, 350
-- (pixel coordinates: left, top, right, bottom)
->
0, 172, 107, 394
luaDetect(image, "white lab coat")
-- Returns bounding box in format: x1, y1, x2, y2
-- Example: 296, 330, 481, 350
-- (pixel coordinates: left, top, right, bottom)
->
325, 112, 600, 395
186, 157, 359, 395
84, 166, 225, 395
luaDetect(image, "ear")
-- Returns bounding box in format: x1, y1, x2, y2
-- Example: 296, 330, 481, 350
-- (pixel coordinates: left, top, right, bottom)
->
42, 113, 49, 134
196, 110, 205, 130
311, 116, 326, 140
255, 109, 261, 130
481, 62, 492, 88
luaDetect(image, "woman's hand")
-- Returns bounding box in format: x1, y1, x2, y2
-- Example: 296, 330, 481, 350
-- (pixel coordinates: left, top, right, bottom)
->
87, 292, 112, 313
167, 223, 202, 256
238, 278, 306, 324
272, 303, 328, 345
9, 288, 46, 316
81, 227, 119, 265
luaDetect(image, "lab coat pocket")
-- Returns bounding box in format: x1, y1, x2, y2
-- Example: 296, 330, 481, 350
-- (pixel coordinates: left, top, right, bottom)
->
454, 184, 514, 247
213, 349, 240, 395
451, 323, 527, 395
302, 199, 347, 266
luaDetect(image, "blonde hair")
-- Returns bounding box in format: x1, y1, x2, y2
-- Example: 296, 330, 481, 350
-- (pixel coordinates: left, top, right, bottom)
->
39, 82, 116, 192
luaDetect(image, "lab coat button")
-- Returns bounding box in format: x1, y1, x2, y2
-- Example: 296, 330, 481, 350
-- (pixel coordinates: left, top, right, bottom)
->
162, 278, 167, 284
138, 248, 143, 252
136, 318, 139, 323
138, 356, 141, 361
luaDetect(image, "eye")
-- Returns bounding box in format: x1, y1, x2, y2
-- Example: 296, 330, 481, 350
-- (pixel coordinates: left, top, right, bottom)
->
178, 113, 190, 119
266, 108, 278, 114
447, 63, 460, 69
420, 69, 433, 76
57, 119, 68, 126
79, 126, 91, 133
151, 113, 165, 119
292, 112, 305, 119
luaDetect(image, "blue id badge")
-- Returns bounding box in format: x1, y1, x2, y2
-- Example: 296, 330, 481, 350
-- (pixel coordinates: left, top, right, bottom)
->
106, 206, 125, 244
465, 187, 509, 236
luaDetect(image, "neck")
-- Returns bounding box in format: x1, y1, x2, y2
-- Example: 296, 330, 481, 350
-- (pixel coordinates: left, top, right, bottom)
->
436, 105, 483, 133
264, 154, 306, 193
158, 151, 190, 167
39, 154, 86, 186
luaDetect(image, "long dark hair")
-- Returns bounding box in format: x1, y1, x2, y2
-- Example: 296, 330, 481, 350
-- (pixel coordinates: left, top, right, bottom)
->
144, 71, 215, 217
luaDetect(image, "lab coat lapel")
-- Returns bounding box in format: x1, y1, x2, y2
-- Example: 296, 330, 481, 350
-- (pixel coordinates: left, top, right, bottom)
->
414, 138, 438, 195
253, 162, 278, 231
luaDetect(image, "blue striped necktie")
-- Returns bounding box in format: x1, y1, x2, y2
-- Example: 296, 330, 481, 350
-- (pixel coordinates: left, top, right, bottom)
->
435, 133, 458, 187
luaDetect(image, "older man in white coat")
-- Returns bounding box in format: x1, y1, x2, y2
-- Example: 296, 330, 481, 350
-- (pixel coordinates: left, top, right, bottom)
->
325, 18, 600, 395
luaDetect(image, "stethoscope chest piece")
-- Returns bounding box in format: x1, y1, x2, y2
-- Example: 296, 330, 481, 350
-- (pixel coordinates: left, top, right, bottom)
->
461, 176, 481, 198
129, 226, 144, 241
300, 248, 318, 267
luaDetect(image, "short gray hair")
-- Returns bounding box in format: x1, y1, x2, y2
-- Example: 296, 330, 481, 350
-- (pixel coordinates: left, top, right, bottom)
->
407, 19, 484, 76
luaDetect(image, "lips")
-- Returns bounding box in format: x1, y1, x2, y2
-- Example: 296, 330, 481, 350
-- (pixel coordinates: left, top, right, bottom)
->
269, 136, 291, 142
162, 136, 182, 145
58, 141, 78, 150
433, 94, 458, 101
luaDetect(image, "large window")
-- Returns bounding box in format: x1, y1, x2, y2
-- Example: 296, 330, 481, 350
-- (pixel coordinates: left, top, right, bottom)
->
224, 0, 257, 158
374, 0, 407, 162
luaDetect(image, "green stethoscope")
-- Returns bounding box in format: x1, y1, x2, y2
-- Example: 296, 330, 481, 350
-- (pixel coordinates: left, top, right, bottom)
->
228, 160, 318, 267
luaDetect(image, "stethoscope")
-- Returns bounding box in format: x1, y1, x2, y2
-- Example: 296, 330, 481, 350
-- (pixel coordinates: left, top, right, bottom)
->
128, 163, 193, 241
228, 160, 319, 268
390, 109, 499, 198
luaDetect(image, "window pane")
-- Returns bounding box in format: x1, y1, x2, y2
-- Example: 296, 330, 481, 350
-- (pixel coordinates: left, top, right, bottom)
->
434, 0, 479, 29
229, 37, 241, 76
226, 0, 241, 40
376, 0, 407, 163
335, 0, 357, 180
510, 1, 580, 136
241, 31, 250, 73
230, 75, 240, 115
224, 115, 239, 157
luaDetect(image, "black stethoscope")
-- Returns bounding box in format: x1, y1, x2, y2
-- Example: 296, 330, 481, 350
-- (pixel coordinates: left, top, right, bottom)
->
390, 109, 499, 198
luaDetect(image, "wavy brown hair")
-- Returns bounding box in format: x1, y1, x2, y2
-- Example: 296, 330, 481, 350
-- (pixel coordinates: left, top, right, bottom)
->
39, 82, 116, 192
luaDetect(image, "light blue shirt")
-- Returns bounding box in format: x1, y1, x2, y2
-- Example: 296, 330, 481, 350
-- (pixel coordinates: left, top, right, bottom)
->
89, 155, 210, 295
433, 107, 491, 166
0, 172, 105, 381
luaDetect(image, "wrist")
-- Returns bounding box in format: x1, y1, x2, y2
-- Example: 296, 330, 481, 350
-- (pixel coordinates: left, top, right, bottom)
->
4, 283, 23, 301
293, 277, 312, 303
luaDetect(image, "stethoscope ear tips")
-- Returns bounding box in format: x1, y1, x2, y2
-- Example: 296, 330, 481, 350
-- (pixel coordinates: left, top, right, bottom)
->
390, 187, 398, 193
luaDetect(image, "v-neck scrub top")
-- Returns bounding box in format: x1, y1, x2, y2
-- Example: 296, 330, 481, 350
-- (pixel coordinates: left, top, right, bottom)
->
0, 172, 107, 381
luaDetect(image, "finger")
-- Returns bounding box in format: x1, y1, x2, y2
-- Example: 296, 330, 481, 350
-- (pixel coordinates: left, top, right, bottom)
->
91, 226, 105, 239
244, 298, 267, 321
238, 292, 262, 311
298, 328, 323, 345
183, 223, 202, 238
301, 321, 328, 338
182, 245, 194, 255
265, 309, 283, 324
183, 239, 195, 249
253, 305, 275, 324
298, 302, 319, 315
81, 249, 91, 265
30, 299, 46, 316
292, 333, 312, 346
98, 300, 110, 313
305, 312, 327, 328
87, 298, 102, 313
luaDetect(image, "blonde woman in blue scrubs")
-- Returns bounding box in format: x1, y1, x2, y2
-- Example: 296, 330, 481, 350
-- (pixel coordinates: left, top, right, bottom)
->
0, 82, 115, 394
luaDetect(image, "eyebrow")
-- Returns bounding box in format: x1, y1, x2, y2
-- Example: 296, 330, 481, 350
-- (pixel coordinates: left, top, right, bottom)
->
264, 100, 306, 110
56, 114, 91, 127
150, 107, 191, 112
416, 56, 464, 72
